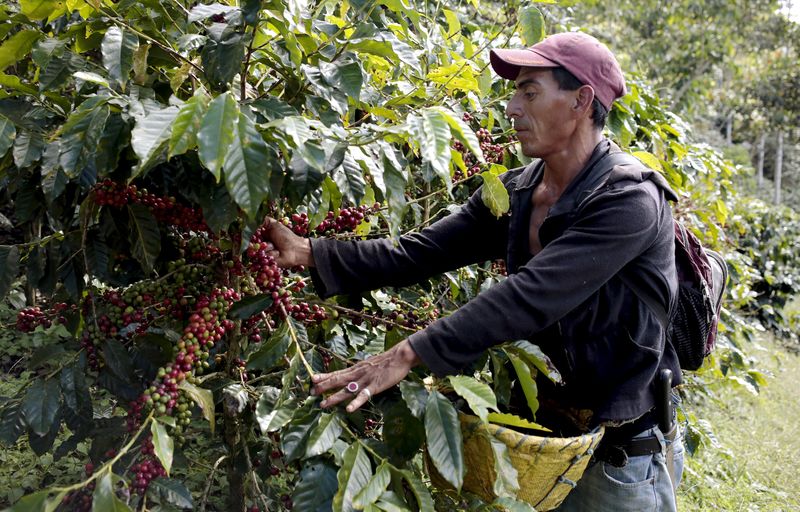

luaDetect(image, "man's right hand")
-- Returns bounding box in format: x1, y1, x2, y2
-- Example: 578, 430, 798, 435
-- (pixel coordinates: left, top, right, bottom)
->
262, 218, 315, 268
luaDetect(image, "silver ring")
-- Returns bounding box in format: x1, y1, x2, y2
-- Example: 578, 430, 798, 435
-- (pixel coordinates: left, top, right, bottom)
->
346, 381, 359, 393
362, 388, 372, 400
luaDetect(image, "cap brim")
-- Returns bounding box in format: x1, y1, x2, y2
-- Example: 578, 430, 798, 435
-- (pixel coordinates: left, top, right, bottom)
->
490, 48, 560, 80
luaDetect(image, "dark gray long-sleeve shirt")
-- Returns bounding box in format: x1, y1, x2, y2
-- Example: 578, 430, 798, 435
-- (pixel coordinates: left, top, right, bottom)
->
310, 140, 681, 426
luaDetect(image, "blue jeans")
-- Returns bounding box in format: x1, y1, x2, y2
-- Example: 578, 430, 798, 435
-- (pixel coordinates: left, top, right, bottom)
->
555, 425, 685, 512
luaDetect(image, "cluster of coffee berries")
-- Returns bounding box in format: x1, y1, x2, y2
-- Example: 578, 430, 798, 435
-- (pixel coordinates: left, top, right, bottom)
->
282, 204, 381, 237
15, 306, 51, 332
285, 301, 327, 323
130, 438, 167, 495
385, 297, 440, 331
452, 113, 507, 180
92, 179, 209, 232
491, 259, 508, 276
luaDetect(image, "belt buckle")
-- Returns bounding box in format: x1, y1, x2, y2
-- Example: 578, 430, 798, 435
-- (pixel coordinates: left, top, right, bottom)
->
605, 445, 629, 468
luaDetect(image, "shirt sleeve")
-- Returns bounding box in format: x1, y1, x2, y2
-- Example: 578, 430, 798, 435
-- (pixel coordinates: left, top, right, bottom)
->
309, 183, 510, 298
408, 182, 666, 376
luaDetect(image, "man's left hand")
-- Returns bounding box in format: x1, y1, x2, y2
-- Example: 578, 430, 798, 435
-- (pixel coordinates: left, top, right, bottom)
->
311, 339, 421, 413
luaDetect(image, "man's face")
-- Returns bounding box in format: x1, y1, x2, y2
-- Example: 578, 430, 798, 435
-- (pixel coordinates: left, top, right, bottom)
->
506, 68, 579, 159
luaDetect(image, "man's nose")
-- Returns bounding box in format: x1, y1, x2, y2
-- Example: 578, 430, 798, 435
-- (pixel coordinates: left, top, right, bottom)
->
506, 94, 521, 120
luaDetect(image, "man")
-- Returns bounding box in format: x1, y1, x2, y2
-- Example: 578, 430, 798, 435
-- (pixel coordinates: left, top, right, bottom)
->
265, 32, 684, 511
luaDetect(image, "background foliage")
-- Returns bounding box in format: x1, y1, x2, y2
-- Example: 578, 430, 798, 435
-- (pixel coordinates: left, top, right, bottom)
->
0, 0, 798, 510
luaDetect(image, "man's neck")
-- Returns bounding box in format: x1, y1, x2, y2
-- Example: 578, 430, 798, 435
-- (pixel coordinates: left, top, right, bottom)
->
540, 131, 604, 193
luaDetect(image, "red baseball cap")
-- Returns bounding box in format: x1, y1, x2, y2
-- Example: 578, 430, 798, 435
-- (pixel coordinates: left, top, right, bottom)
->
490, 32, 627, 111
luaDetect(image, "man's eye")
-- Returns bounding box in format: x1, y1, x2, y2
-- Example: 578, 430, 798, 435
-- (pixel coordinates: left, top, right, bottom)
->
525, 92, 536, 100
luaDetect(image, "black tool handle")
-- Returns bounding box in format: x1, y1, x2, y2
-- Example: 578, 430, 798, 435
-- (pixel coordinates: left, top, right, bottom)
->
657, 368, 673, 433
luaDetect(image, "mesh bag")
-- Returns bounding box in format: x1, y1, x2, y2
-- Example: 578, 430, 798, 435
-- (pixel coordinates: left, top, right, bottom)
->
428, 415, 604, 511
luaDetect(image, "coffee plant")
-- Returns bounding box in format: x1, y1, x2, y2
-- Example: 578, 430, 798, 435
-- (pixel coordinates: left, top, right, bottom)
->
0, 0, 786, 510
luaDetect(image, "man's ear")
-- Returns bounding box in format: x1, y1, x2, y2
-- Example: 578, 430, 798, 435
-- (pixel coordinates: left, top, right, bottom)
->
574, 85, 596, 116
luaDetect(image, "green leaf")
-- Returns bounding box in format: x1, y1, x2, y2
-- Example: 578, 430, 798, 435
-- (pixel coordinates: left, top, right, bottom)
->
102, 338, 134, 382
0, 30, 42, 71
61, 362, 93, 433
293, 459, 339, 512
147, 478, 194, 509
29, 344, 67, 369
333, 443, 373, 512
333, 150, 366, 204
506, 352, 539, 419
198, 92, 238, 180
201, 32, 245, 89
188, 3, 238, 23
632, 150, 663, 171
255, 387, 295, 433
424, 390, 464, 491
59, 101, 110, 179
480, 172, 510, 217
178, 380, 215, 434
398, 380, 428, 419
448, 376, 498, 422
8, 491, 50, 512
21, 378, 61, 437
411, 109, 452, 191
130, 106, 180, 179
20, 0, 60, 20
486, 412, 551, 432
281, 405, 319, 462
0, 114, 15, 156
305, 413, 343, 457
392, 468, 434, 511
0, 402, 26, 446
228, 293, 274, 320
492, 496, 538, 512
382, 399, 424, 462
519, 6, 545, 46
127, 203, 161, 273
353, 462, 391, 509
169, 93, 209, 157
0, 245, 20, 300
13, 130, 45, 168
101, 26, 139, 87
432, 107, 483, 161
487, 434, 520, 498
246, 322, 291, 371
323, 60, 363, 100
223, 110, 274, 218
507, 340, 562, 385
93, 473, 133, 511
151, 419, 174, 476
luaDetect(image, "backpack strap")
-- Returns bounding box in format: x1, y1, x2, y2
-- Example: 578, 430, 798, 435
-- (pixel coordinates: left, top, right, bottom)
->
591, 151, 671, 330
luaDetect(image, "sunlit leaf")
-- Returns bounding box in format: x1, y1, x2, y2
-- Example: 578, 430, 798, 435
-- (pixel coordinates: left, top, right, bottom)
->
178, 381, 215, 434
481, 171, 510, 217
169, 93, 209, 157
101, 26, 138, 87
424, 390, 464, 491
305, 413, 343, 457
130, 106, 179, 179
519, 6, 545, 46
0, 30, 41, 71
198, 92, 238, 180
151, 420, 174, 476
448, 375, 498, 422
223, 110, 274, 218
333, 443, 372, 512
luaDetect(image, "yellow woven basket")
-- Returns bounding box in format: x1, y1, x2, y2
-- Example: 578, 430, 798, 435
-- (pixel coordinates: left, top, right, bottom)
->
428, 415, 605, 511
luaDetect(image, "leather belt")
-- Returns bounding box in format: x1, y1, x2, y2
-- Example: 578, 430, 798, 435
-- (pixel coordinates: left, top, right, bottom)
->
594, 410, 676, 468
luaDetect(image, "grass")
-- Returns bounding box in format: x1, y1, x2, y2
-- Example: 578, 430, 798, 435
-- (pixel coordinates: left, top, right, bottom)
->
677, 335, 800, 511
